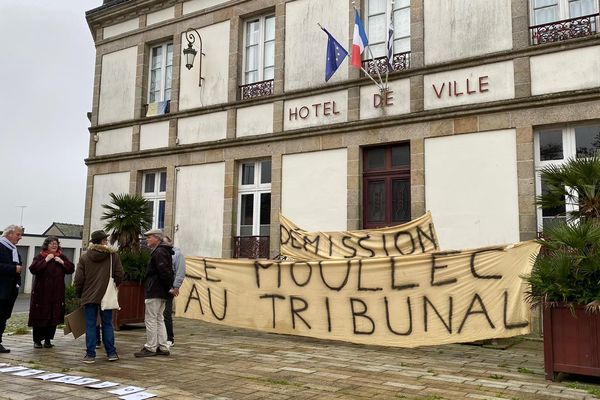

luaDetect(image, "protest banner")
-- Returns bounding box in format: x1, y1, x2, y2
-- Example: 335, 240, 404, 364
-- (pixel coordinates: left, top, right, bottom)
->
176, 241, 540, 348
279, 212, 438, 259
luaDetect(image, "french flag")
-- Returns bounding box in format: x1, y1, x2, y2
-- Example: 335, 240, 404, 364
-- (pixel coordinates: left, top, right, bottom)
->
351, 10, 368, 69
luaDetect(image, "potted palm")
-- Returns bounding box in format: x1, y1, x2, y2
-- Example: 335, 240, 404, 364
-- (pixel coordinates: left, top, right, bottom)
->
101, 193, 153, 328
525, 156, 600, 381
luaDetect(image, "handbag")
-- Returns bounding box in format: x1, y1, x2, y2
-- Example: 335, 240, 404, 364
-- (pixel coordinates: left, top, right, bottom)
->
101, 254, 120, 311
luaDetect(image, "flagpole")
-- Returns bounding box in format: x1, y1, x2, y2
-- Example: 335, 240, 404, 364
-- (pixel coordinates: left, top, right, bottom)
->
352, 4, 385, 91
384, 0, 395, 91
384, 11, 390, 90
360, 66, 383, 88
365, 46, 385, 91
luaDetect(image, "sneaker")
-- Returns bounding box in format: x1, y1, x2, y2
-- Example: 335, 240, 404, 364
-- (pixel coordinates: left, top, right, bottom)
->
33, 342, 43, 349
107, 353, 119, 361
0, 344, 10, 353
156, 348, 170, 356
166, 340, 174, 347
134, 347, 157, 358
82, 355, 95, 364
95, 341, 102, 349
43, 340, 54, 348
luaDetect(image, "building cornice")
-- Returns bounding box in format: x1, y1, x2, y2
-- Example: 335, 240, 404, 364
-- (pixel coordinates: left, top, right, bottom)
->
84, 88, 600, 166
87, 33, 600, 133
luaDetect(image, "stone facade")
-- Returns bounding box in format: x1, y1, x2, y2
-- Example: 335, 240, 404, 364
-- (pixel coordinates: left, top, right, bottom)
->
84, 0, 600, 259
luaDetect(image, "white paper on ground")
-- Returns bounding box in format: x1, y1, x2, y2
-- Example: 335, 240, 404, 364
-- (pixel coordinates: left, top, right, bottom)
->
119, 392, 157, 400
69, 377, 100, 385
87, 381, 119, 389
50, 375, 84, 383
0, 363, 9, 368
33, 373, 65, 380
0, 366, 28, 373
108, 386, 145, 395
12, 369, 45, 377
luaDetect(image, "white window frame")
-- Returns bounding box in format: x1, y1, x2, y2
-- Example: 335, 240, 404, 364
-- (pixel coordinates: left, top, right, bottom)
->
530, 0, 598, 26
242, 14, 275, 85
237, 160, 271, 237
142, 170, 167, 230
148, 42, 173, 103
534, 122, 600, 232
364, 0, 411, 60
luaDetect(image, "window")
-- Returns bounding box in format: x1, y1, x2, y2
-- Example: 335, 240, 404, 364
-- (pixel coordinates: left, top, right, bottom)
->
532, 0, 596, 25
534, 123, 600, 231
237, 160, 271, 236
363, 0, 411, 74
363, 143, 410, 228
530, 0, 598, 44
240, 14, 275, 99
234, 160, 271, 258
367, 0, 410, 58
142, 170, 167, 230
146, 42, 173, 116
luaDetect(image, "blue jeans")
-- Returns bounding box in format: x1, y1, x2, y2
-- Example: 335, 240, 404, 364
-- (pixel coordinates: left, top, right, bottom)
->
84, 304, 115, 357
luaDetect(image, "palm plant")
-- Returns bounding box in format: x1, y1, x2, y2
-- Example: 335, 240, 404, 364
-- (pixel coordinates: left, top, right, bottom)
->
101, 193, 153, 252
526, 156, 600, 311
536, 156, 600, 222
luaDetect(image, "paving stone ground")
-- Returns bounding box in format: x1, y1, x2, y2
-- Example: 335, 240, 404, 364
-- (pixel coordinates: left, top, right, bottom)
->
0, 312, 599, 400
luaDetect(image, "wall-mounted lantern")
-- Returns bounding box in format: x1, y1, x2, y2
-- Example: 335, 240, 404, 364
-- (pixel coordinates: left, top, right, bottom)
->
183, 28, 205, 87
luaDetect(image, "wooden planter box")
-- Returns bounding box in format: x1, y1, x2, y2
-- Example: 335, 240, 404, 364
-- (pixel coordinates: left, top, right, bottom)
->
543, 304, 600, 381
113, 282, 145, 329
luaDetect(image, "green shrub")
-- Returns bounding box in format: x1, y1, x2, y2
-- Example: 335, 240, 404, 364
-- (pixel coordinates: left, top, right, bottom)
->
525, 220, 600, 307
64, 284, 80, 314
119, 249, 150, 282
525, 155, 600, 310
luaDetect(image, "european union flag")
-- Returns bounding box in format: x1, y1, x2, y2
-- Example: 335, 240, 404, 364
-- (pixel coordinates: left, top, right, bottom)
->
322, 28, 348, 82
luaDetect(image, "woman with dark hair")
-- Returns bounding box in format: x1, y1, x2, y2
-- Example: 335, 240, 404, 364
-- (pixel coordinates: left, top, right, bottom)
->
28, 236, 75, 348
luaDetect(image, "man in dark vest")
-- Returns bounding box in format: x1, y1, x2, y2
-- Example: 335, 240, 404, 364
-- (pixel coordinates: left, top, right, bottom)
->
134, 229, 174, 357
0, 225, 24, 353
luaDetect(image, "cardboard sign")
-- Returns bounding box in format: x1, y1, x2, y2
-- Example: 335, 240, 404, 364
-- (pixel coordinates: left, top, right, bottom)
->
64, 307, 86, 339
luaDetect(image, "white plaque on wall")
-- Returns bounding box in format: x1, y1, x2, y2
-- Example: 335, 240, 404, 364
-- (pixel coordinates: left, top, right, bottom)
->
360, 79, 410, 120
424, 61, 515, 110
283, 90, 347, 131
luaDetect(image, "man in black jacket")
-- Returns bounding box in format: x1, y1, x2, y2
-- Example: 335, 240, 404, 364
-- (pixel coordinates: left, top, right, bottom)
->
0, 225, 23, 353
134, 229, 174, 357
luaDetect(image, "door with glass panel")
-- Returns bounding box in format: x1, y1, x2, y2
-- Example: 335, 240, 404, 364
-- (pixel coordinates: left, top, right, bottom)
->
363, 143, 411, 228
235, 160, 271, 258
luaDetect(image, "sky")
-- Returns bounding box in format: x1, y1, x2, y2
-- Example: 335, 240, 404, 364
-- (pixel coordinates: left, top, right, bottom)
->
0, 0, 102, 234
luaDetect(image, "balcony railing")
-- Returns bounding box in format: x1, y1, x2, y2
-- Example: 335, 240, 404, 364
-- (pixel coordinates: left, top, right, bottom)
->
362, 51, 411, 77
239, 79, 274, 100
233, 235, 270, 259
530, 13, 599, 45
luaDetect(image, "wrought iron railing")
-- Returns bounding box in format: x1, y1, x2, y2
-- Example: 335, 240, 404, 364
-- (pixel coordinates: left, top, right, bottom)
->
362, 51, 411, 76
530, 13, 599, 45
239, 79, 275, 100
233, 235, 270, 259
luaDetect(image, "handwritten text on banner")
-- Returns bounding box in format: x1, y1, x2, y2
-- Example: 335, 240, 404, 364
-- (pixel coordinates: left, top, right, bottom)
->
176, 241, 540, 348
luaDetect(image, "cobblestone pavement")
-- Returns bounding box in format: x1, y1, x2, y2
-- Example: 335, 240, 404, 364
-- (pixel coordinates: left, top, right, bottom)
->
0, 315, 599, 400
